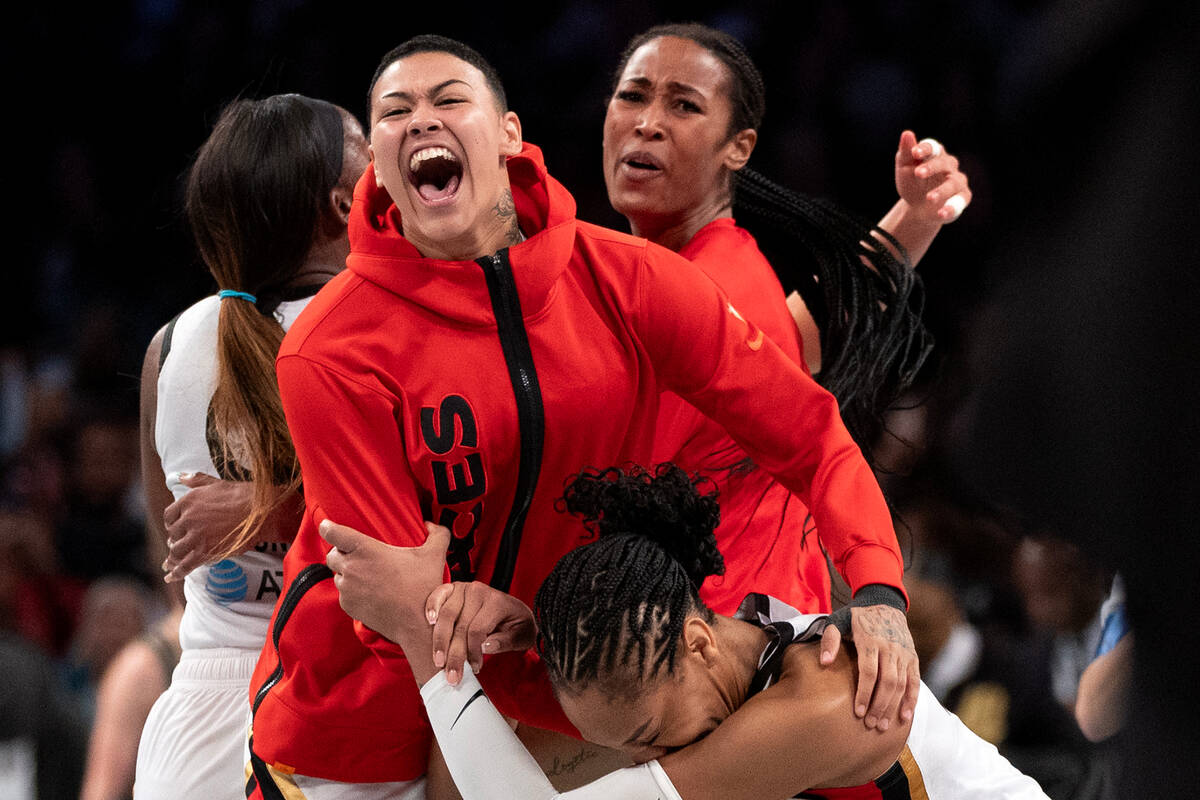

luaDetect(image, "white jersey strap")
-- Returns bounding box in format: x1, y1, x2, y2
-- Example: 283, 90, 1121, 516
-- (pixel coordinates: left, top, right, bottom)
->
421, 667, 682, 800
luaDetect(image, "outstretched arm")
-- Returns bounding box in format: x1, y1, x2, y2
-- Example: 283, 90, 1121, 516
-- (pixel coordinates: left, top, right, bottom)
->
874, 130, 972, 265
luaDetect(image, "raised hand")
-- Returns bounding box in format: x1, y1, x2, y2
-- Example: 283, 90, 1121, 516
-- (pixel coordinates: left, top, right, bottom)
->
895, 129, 972, 224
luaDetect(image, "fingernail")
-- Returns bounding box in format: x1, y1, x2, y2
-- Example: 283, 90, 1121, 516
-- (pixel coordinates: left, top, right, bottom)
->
866, 716, 878, 728
319, 519, 332, 532
879, 718, 890, 731
447, 668, 459, 685
481, 640, 493, 651
434, 650, 445, 667
426, 609, 437, 624
916, 167, 927, 177
857, 705, 867, 717
902, 709, 913, 721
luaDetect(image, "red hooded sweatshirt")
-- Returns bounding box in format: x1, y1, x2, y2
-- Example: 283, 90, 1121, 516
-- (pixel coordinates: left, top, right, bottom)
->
248, 143, 903, 782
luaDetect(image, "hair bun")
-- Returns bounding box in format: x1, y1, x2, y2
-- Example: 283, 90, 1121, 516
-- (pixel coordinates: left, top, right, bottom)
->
558, 463, 725, 587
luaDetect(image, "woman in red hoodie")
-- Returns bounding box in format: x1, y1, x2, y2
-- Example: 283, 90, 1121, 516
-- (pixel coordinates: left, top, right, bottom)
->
606, 23, 970, 722
248, 35, 907, 800
403, 24, 972, 750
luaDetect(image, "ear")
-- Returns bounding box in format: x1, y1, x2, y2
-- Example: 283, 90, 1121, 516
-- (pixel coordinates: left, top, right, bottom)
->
681, 616, 720, 669
369, 143, 384, 189
722, 128, 757, 172
329, 184, 353, 226
499, 110, 523, 158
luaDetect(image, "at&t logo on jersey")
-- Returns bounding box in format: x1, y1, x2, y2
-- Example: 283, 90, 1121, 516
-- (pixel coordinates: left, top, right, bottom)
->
205, 559, 249, 605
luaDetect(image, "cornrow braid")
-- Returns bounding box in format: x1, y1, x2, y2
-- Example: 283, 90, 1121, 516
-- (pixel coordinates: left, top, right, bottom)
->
536, 464, 722, 697
733, 167, 934, 453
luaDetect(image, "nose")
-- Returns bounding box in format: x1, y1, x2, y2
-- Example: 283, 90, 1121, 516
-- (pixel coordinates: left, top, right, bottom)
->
409, 112, 442, 137
634, 103, 666, 140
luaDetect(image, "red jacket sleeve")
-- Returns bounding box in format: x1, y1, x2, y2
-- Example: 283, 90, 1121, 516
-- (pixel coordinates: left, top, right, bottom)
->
632, 246, 907, 602
277, 352, 432, 672
278, 352, 579, 734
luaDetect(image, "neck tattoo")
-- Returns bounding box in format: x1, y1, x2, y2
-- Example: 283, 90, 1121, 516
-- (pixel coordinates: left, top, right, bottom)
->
495, 189, 525, 246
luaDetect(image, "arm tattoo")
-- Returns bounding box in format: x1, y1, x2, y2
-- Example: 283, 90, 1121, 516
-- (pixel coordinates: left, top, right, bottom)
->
545, 747, 598, 777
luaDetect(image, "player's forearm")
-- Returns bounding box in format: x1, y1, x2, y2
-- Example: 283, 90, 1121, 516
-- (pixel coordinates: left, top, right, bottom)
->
874, 199, 940, 267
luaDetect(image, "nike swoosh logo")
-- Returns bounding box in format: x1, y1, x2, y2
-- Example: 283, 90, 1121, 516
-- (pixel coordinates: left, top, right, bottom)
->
748, 330, 764, 351
451, 689, 485, 729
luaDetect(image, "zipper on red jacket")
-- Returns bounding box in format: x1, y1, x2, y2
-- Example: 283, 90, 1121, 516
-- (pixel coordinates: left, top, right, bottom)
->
476, 249, 545, 593
251, 562, 333, 715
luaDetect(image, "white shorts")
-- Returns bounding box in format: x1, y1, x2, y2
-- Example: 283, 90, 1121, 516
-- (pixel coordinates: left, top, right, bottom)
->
134, 647, 259, 800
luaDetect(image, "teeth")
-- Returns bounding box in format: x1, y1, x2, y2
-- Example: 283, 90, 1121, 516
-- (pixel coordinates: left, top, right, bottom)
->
409, 147, 457, 172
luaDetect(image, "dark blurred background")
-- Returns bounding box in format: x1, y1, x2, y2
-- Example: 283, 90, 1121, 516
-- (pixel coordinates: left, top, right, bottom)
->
1, 1, 1196, 798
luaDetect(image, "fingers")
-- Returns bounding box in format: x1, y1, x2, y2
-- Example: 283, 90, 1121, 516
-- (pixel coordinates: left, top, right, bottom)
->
162, 530, 199, 582
431, 585, 466, 675
325, 540, 348, 574
917, 137, 943, 159
895, 129, 918, 166
854, 646, 878, 721
318, 519, 367, 554
422, 521, 452, 558
179, 472, 218, 488
163, 497, 183, 528
480, 628, 521, 655
912, 152, 960, 180
865, 651, 902, 731
163, 546, 204, 583
444, 588, 487, 684
900, 657, 921, 723
426, 582, 455, 625
939, 192, 969, 222
819, 622, 842, 666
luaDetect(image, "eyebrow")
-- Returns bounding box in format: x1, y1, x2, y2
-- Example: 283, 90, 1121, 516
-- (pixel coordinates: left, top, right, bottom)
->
621, 76, 705, 97
380, 78, 472, 104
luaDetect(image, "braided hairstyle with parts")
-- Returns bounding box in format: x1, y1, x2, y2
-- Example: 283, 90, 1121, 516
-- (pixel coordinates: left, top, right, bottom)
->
535, 464, 724, 698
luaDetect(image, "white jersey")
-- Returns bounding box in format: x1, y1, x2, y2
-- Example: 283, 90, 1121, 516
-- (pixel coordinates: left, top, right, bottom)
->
155, 293, 312, 651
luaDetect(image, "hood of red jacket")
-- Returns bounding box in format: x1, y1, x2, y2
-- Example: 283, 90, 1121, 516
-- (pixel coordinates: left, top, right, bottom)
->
346, 142, 577, 325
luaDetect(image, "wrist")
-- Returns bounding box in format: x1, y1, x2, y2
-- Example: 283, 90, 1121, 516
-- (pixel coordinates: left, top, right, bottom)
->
850, 583, 908, 613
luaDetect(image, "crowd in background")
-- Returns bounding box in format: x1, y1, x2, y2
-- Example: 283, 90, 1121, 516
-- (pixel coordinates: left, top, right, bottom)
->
2, 2, 1195, 798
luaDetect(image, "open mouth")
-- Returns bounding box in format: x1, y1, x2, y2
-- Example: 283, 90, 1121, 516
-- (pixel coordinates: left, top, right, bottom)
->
407, 146, 462, 202
619, 153, 667, 173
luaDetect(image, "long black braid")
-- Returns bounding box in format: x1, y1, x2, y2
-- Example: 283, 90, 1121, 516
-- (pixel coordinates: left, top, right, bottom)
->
535, 464, 723, 697
615, 22, 933, 454
734, 169, 933, 451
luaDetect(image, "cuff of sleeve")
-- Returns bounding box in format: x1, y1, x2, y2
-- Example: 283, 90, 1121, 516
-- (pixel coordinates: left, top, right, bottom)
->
420, 662, 480, 701
647, 760, 685, 800
850, 583, 908, 613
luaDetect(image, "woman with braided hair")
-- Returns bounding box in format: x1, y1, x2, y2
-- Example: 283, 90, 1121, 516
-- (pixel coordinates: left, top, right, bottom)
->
323, 464, 1047, 799
601, 22, 971, 727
